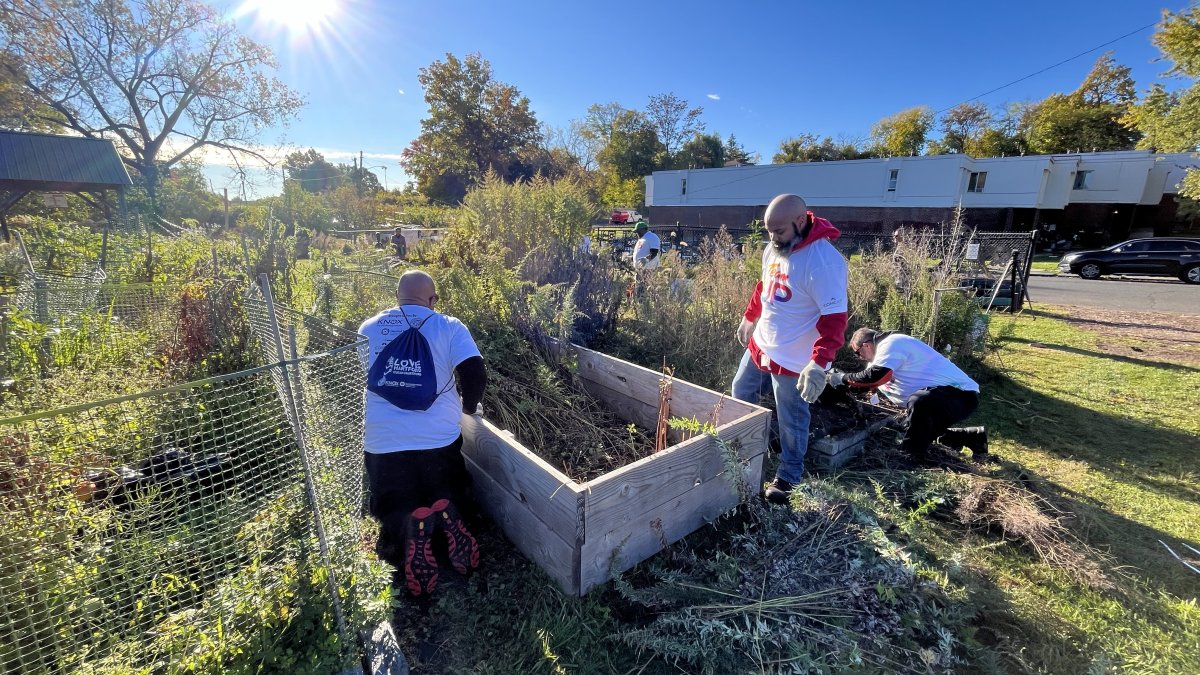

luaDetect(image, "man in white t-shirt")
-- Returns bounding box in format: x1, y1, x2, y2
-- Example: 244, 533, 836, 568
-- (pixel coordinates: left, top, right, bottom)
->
632, 221, 661, 270
831, 327, 987, 460
359, 270, 488, 598
732, 194, 848, 504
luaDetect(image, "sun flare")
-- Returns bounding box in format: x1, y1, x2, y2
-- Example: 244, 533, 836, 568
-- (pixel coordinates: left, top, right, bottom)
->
238, 0, 340, 34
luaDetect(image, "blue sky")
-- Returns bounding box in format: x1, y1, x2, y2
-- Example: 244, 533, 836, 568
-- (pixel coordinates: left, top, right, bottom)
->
211, 0, 1184, 198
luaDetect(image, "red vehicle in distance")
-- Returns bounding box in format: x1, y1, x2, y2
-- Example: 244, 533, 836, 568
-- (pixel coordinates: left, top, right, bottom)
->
610, 208, 643, 225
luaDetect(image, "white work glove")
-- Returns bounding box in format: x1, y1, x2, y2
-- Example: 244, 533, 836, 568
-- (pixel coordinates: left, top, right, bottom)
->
796, 361, 828, 403
736, 318, 755, 347
827, 370, 847, 389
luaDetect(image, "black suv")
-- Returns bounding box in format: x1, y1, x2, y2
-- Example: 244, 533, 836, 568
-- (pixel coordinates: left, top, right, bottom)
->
1058, 238, 1200, 284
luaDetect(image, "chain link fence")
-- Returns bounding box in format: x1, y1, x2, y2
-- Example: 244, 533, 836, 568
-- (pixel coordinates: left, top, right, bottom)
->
11, 267, 107, 323
304, 268, 400, 333
0, 280, 197, 399
0, 280, 381, 674
831, 230, 1037, 309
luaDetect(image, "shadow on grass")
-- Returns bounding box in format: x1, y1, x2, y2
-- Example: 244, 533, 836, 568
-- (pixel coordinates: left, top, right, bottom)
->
833, 443, 1102, 672
1002, 335, 1200, 373
968, 361, 1200, 588
840, 437, 1199, 672
1044, 313, 1200, 337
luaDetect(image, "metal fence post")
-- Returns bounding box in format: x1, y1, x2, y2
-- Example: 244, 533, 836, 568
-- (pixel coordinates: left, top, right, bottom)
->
257, 274, 349, 645
1009, 249, 1021, 313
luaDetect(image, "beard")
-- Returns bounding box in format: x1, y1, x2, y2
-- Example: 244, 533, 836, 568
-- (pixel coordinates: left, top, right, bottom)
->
769, 221, 806, 251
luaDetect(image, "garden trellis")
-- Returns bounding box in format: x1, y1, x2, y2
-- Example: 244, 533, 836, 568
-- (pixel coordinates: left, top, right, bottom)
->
0, 279, 380, 674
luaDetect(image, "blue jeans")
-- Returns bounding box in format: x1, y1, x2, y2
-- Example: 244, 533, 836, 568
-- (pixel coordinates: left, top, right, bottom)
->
731, 350, 811, 483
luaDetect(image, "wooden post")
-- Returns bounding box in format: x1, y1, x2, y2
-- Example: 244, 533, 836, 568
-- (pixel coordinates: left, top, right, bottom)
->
0, 295, 8, 381
34, 277, 50, 376
99, 223, 109, 272
145, 212, 154, 281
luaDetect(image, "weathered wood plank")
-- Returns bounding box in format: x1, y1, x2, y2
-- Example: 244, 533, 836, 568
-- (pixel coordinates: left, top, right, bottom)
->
462, 452, 581, 595
578, 452, 765, 594
807, 409, 900, 468
460, 415, 583, 543
573, 346, 761, 426
582, 411, 770, 539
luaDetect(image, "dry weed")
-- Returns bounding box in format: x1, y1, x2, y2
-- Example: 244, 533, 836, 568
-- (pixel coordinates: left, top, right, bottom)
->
955, 476, 1113, 589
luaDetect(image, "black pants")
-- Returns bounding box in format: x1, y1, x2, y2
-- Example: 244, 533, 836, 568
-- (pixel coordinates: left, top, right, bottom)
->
901, 386, 979, 456
364, 435, 471, 567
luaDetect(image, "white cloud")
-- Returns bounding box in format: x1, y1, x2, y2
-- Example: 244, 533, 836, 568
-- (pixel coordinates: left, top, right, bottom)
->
397, 89, 405, 95
706, 93, 720, 100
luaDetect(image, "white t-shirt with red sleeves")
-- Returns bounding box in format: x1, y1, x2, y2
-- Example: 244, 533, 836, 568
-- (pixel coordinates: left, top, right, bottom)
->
870, 333, 979, 403
358, 305, 481, 453
752, 239, 848, 373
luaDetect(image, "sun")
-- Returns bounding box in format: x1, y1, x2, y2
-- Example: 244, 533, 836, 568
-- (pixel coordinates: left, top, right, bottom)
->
236, 0, 340, 34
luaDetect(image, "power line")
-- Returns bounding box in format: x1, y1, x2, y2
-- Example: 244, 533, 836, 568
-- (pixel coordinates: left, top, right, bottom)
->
935, 20, 1159, 115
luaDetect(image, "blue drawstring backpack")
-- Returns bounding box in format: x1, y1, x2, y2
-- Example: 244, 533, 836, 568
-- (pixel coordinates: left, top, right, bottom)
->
367, 313, 452, 410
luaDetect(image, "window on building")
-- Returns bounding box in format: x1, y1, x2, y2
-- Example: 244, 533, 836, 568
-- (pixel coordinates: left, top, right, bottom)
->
967, 171, 987, 193
887, 169, 899, 191
1072, 170, 1092, 190
681, 178, 687, 195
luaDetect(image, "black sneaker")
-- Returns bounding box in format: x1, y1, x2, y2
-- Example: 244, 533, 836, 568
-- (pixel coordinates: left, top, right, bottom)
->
431, 498, 479, 575
763, 477, 795, 505
404, 506, 439, 597
964, 428, 989, 456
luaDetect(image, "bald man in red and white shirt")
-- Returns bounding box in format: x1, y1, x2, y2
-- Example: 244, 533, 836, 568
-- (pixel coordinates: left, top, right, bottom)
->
732, 194, 848, 504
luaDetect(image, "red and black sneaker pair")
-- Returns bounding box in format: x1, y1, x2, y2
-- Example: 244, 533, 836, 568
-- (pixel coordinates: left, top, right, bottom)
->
403, 498, 479, 597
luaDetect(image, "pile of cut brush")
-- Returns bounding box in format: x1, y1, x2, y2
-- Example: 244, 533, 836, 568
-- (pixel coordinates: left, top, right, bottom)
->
483, 339, 658, 483
611, 490, 970, 673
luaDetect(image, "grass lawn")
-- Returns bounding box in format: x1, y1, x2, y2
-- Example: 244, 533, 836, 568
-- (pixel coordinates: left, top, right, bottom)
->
1030, 253, 1061, 273
389, 306, 1199, 674
962, 306, 1200, 672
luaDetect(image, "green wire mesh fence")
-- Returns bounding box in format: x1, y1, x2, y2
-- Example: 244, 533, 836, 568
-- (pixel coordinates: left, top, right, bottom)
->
0, 279, 381, 674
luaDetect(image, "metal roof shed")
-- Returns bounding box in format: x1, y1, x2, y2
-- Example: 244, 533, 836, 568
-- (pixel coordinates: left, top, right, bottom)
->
0, 129, 133, 240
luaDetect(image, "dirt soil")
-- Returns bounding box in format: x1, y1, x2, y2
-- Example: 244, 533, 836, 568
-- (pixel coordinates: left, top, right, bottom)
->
1035, 305, 1200, 367
808, 393, 897, 441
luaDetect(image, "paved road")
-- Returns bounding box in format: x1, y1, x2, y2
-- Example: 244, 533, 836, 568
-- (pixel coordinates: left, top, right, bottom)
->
1026, 274, 1199, 314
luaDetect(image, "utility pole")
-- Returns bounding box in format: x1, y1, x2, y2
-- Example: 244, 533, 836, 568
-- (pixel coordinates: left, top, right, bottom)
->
357, 151, 364, 196
283, 165, 294, 235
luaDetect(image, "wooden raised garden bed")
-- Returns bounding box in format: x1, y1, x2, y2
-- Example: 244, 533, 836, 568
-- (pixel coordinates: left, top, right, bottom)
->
461, 345, 771, 596
806, 397, 903, 469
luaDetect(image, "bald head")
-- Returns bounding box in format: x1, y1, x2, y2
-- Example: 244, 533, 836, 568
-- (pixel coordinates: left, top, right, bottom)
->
763, 194, 810, 250
397, 270, 437, 308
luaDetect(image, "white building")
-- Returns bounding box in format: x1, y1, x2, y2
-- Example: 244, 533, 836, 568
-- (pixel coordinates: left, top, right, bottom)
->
646, 151, 1199, 239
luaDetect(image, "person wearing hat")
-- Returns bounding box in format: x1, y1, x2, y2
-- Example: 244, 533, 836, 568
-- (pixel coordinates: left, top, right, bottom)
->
632, 221, 661, 270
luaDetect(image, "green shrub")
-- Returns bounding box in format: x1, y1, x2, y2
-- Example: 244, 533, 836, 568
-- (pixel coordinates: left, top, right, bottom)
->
462, 172, 598, 265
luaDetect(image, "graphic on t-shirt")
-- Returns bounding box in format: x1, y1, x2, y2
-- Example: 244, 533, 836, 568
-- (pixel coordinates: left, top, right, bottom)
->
764, 262, 792, 303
